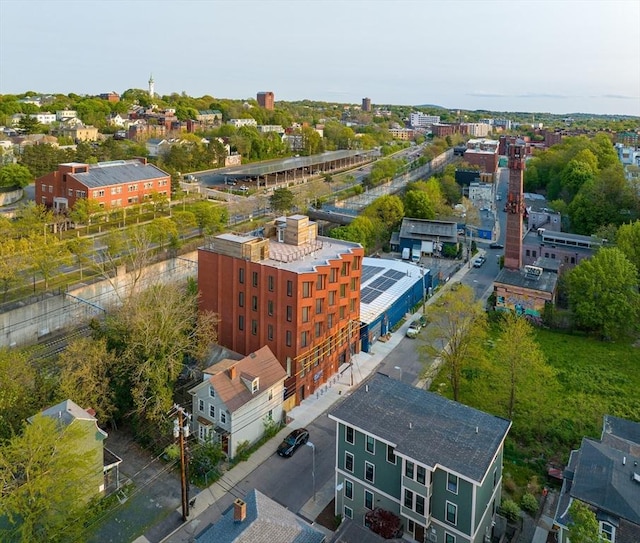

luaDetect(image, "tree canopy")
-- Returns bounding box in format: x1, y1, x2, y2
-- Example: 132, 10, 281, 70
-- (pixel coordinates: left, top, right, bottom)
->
0, 164, 33, 188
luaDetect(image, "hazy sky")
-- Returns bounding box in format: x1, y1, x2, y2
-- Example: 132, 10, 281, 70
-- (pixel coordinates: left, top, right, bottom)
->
1, 0, 639, 116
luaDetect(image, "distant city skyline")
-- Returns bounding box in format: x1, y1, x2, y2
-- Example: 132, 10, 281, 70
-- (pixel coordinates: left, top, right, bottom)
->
1, 0, 639, 117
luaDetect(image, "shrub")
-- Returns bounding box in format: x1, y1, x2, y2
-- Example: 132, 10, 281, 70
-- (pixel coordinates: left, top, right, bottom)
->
521, 493, 539, 514
500, 499, 520, 523
234, 440, 251, 462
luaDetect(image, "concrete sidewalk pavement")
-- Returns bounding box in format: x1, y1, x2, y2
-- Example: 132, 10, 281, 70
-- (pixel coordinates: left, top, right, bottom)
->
138, 261, 476, 543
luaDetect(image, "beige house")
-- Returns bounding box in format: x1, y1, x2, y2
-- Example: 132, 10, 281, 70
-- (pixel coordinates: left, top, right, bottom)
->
190, 345, 287, 458
60, 124, 99, 142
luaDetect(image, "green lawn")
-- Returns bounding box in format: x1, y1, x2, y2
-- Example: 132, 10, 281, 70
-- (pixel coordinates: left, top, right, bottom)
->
429, 327, 640, 493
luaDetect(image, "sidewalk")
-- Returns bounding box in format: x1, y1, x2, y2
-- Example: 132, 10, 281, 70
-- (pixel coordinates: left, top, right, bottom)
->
140, 261, 476, 543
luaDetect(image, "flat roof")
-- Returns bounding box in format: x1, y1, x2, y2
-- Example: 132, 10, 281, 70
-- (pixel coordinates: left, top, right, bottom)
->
494, 267, 558, 293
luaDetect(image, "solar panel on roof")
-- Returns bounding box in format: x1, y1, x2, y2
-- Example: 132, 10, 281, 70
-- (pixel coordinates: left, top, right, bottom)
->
369, 276, 389, 290
360, 287, 385, 304
384, 269, 406, 281
361, 265, 384, 283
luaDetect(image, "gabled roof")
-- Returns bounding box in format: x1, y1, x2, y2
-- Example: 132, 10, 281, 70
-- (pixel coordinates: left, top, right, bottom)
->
329, 373, 511, 483
195, 488, 325, 543
68, 159, 170, 189
191, 346, 286, 413
31, 398, 107, 439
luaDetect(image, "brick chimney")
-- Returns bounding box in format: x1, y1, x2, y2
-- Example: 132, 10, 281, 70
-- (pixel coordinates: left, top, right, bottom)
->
233, 498, 246, 522
228, 365, 237, 380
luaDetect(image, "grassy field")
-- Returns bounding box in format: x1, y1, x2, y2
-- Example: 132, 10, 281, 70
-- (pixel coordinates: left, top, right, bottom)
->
429, 327, 640, 495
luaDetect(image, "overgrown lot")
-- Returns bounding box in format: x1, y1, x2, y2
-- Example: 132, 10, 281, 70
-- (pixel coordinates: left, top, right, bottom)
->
430, 327, 640, 494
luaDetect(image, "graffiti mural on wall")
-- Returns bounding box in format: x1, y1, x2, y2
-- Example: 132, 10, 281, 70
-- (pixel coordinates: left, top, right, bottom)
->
496, 293, 542, 317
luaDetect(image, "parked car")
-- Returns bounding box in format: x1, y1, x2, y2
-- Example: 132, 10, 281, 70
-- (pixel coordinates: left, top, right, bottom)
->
473, 256, 486, 268
406, 320, 421, 338
277, 428, 309, 457
489, 242, 504, 249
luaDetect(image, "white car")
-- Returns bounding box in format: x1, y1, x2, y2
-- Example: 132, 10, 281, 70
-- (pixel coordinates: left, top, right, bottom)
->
473, 256, 486, 268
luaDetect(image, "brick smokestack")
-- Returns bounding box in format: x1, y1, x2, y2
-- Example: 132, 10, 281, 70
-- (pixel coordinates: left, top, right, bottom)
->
504, 142, 526, 270
233, 498, 246, 522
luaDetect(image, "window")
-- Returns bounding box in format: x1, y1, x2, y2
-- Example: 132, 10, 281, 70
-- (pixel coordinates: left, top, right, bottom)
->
209, 404, 215, 418
600, 522, 614, 541
286, 280, 293, 296
316, 298, 323, 314
328, 291, 336, 305
286, 305, 292, 322
350, 277, 358, 290
316, 274, 326, 290
405, 461, 415, 479
220, 411, 227, 424
341, 262, 350, 276
417, 465, 426, 485
268, 275, 274, 291
238, 292, 244, 307
353, 256, 361, 270
447, 473, 458, 494
286, 330, 292, 347
315, 322, 323, 338
345, 426, 354, 444
268, 300, 274, 316
238, 315, 244, 331
252, 271, 258, 287
209, 386, 215, 398
251, 378, 259, 393
302, 306, 310, 322
344, 479, 353, 500
251, 296, 258, 311
268, 389, 273, 401
387, 445, 396, 464
328, 313, 334, 329
416, 495, 425, 515
128, 184, 138, 192
446, 502, 457, 525
404, 489, 414, 509
267, 324, 273, 341
198, 399, 204, 412
350, 298, 356, 312
364, 490, 373, 510
198, 425, 209, 441
239, 269, 244, 284
345, 452, 354, 472
302, 281, 312, 298
339, 306, 346, 319
344, 506, 353, 519
365, 435, 375, 454
251, 320, 258, 335
340, 284, 347, 298
445, 534, 456, 543
365, 461, 375, 483
329, 268, 338, 283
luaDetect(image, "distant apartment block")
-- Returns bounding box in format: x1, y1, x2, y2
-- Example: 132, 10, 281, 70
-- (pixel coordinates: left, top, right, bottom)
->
56, 110, 77, 121
431, 123, 456, 138
615, 131, 639, 146
59, 125, 99, 142
228, 118, 258, 128
257, 125, 284, 134
198, 215, 364, 409
362, 97, 372, 112
410, 112, 441, 128
257, 91, 275, 110
30, 112, 57, 125
99, 92, 120, 102
389, 128, 415, 140
196, 109, 223, 126
461, 123, 490, 137
35, 158, 170, 213
464, 139, 499, 174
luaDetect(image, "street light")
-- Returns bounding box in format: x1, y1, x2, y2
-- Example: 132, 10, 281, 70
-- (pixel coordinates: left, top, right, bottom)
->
306, 441, 316, 501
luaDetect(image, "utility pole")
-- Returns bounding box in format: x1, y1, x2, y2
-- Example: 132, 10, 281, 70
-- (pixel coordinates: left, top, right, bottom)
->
172, 404, 191, 522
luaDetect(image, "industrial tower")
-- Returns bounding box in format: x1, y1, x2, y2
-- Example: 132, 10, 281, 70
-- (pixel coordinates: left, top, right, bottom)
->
504, 141, 526, 270
148, 74, 155, 98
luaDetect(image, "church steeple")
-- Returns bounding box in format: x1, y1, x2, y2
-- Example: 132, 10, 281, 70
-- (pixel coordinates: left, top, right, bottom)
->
148, 74, 155, 98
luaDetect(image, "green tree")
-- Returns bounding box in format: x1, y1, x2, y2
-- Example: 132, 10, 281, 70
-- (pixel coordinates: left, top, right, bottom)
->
191, 201, 228, 235
68, 197, 103, 226
0, 164, 33, 188
423, 285, 487, 401
567, 247, 640, 339
404, 189, 435, 219
0, 415, 94, 543
26, 234, 72, 290
66, 237, 92, 281
0, 348, 35, 441
560, 159, 595, 202
616, 220, 640, 274
0, 238, 27, 302
270, 187, 295, 214
567, 500, 600, 543
363, 195, 404, 229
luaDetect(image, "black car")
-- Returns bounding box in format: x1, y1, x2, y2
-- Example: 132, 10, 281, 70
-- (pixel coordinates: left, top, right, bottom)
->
489, 242, 504, 249
277, 428, 309, 457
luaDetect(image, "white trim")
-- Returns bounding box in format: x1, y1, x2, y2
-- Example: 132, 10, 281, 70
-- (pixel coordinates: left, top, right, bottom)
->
364, 460, 375, 484
447, 472, 459, 495
364, 489, 374, 510
345, 451, 354, 473
328, 414, 397, 448
336, 467, 401, 504
344, 505, 353, 519
365, 434, 375, 455
445, 500, 458, 526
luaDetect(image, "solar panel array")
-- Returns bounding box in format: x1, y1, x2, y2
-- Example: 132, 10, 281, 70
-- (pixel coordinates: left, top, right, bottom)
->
360, 267, 410, 305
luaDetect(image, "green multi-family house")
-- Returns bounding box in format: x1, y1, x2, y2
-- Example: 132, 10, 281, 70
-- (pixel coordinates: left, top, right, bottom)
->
329, 373, 511, 543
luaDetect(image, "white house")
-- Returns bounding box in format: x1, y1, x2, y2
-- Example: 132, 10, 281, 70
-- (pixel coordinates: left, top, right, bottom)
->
227, 118, 258, 128
146, 138, 170, 157
190, 346, 287, 459
56, 110, 78, 121
30, 112, 57, 125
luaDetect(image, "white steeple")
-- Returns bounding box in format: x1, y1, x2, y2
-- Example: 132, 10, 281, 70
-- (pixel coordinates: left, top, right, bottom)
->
148, 73, 155, 98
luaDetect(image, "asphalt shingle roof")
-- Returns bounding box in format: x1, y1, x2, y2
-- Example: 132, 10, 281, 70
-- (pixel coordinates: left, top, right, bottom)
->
330, 373, 511, 483
195, 489, 325, 543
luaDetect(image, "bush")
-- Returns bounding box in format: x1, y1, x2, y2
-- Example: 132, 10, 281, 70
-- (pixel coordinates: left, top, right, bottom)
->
521, 493, 539, 514
234, 440, 251, 462
500, 499, 520, 523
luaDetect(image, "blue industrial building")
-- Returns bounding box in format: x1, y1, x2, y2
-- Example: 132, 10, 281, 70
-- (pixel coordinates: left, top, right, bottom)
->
359, 257, 431, 353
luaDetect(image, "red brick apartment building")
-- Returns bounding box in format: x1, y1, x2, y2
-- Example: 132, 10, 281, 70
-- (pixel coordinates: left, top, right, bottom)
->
35, 158, 171, 213
198, 215, 364, 409
257, 91, 274, 110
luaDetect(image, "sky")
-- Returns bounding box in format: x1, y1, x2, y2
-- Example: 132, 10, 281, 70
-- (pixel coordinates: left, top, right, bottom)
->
1, 0, 639, 117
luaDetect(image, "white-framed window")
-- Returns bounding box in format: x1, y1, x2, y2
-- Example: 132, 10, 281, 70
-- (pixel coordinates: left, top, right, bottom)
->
344, 479, 353, 500
600, 521, 614, 541
209, 404, 215, 418
417, 465, 426, 485
345, 426, 354, 444
365, 461, 375, 483
220, 411, 227, 424
404, 489, 414, 509
416, 495, 425, 516
364, 489, 373, 510
447, 473, 458, 494
344, 506, 353, 519
405, 460, 415, 479
209, 386, 215, 398
198, 425, 209, 441
445, 533, 456, 543
252, 378, 259, 393
345, 451, 354, 472
198, 399, 204, 412
387, 445, 396, 464
268, 389, 273, 401
446, 501, 457, 525
365, 435, 375, 454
